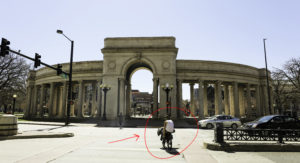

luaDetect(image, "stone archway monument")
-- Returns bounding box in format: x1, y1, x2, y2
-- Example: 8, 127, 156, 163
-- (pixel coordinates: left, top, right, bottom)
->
26, 36, 271, 121
101, 37, 178, 120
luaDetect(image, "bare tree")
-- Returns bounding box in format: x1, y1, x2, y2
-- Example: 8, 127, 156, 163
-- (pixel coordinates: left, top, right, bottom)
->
0, 52, 30, 112
281, 57, 300, 93
273, 57, 300, 116
272, 69, 289, 114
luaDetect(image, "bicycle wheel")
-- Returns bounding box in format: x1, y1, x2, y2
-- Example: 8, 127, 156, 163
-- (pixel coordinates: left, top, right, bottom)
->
167, 139, 172, 149
162, 140, 166, 149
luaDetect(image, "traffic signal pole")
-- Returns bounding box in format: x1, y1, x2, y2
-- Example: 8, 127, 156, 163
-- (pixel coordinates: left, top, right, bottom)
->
1, 37, 68, 75
2, 37, 71, 125
8, 49, 69, 76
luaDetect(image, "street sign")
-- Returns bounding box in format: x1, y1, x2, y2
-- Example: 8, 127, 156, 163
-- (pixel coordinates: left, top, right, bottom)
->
60, 73, 69, 79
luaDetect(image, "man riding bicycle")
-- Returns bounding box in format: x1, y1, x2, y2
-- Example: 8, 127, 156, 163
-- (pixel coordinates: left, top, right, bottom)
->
158, 115, 175, 149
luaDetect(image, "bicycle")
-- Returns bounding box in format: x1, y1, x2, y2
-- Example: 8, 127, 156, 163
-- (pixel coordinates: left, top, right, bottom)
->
162, 132, 173, 149
157, 127, 174, 149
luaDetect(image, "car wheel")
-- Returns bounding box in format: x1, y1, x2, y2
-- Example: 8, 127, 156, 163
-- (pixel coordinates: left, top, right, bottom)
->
206, 123, 214, 129
231, 123, 238, 129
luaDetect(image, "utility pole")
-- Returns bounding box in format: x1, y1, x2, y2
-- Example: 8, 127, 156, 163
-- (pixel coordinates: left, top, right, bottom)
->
263, 38, 272, 114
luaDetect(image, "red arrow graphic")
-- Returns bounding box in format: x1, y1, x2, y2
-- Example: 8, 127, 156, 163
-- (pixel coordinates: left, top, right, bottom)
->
108, 134, 140, 144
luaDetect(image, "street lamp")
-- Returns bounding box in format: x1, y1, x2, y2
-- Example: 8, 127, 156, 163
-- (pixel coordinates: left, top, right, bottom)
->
161, 83, 173, 117
12, 94, 17, 115
100, 84, 111, 120
57, 29, 74, 126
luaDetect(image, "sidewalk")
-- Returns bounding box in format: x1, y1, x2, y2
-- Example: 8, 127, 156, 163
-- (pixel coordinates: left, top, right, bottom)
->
0, 131, 74, 140
20, 117, 198, 128
2, 122, 300, 162
4, 118, 194, 141
0, 121, 74, 140
203, 139, 300, 152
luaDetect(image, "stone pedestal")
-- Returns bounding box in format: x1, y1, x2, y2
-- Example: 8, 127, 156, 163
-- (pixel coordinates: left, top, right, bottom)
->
0, 115, 18, 136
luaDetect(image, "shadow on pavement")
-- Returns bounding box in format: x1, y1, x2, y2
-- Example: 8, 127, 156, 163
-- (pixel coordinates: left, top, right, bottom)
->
23, 126, 67, 132
19, 122, 76, 127
160, 147, 180, 155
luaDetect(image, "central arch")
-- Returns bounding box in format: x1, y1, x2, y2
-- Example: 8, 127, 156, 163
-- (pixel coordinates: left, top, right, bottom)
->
125, 62, 154, 118
125, 62, 153, 81
101, 37, 178, 120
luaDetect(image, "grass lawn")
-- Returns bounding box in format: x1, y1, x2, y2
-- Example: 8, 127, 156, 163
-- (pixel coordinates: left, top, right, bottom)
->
0, 112, 30, 121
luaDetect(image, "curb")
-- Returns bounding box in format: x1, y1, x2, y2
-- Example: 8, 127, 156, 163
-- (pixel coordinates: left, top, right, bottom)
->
203, 141, 300, 152
0, 133, 74, 140
18, 122, 66, 126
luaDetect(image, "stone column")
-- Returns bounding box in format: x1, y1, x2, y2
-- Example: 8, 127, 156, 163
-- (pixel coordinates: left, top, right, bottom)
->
77, 80, 84, 118
233, 82, 240, 117
48, 83, 55, 118
32, 85, 38, 117
126, 83, 131, 118
189, 83, 195, 116
96, 80, 102, 118
91, 82, 97, 117
119, 78, 126, 116
229, 85, 234, 117
214, 81, 222, 115
198, 80, 204, 119
82, 84, 86, 116
255, 85, 261, 117
203, 83, 208, 117
153, 78, 159, 118
159, 82, 167, 118
239, 85, 245, 117
224, 84, 230, 115
53, 86, 59, 116
30, 86, 35, 116
25, 86, 33, 118
39, 84, 45, 117
56, 85, 64, 118
61, 82, 67, 117
246, 83, 252, 118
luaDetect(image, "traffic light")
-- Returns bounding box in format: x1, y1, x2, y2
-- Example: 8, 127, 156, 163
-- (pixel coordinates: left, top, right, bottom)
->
34, 53, 41, 68
57, 64, 62, 75
0, 38, 10, 57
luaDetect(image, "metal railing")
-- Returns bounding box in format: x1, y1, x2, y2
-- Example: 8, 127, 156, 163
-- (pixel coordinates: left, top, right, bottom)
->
214, 123, 300, 144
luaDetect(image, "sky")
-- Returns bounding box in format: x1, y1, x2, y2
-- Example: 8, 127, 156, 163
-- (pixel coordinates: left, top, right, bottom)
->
1, 0, 300, 100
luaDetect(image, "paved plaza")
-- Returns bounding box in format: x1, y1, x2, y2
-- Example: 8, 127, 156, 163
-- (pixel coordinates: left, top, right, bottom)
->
0, 122, 300, 163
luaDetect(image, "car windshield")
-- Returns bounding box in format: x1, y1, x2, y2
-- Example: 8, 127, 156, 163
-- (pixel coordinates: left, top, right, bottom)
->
256, 115, 274, 123
209, 115, 217, 119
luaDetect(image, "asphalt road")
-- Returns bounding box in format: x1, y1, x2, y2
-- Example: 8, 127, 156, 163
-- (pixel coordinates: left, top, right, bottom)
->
0, 123, 299, 163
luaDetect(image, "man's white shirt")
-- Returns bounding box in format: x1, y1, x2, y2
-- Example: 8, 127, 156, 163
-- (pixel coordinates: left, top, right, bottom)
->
165, 120, 174, 133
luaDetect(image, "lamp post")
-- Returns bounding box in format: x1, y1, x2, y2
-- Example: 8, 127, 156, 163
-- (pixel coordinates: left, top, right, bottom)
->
150, 101, 153, 117
100, 84, 111, 120
12, 94, 17, 115
263, 38, 272, 115
57, 29, 74, 126
161, 83, 173, 117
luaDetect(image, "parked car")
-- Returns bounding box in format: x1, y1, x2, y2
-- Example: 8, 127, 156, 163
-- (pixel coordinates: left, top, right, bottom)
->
241, 115, 300, 129
198, 115, 242, 129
